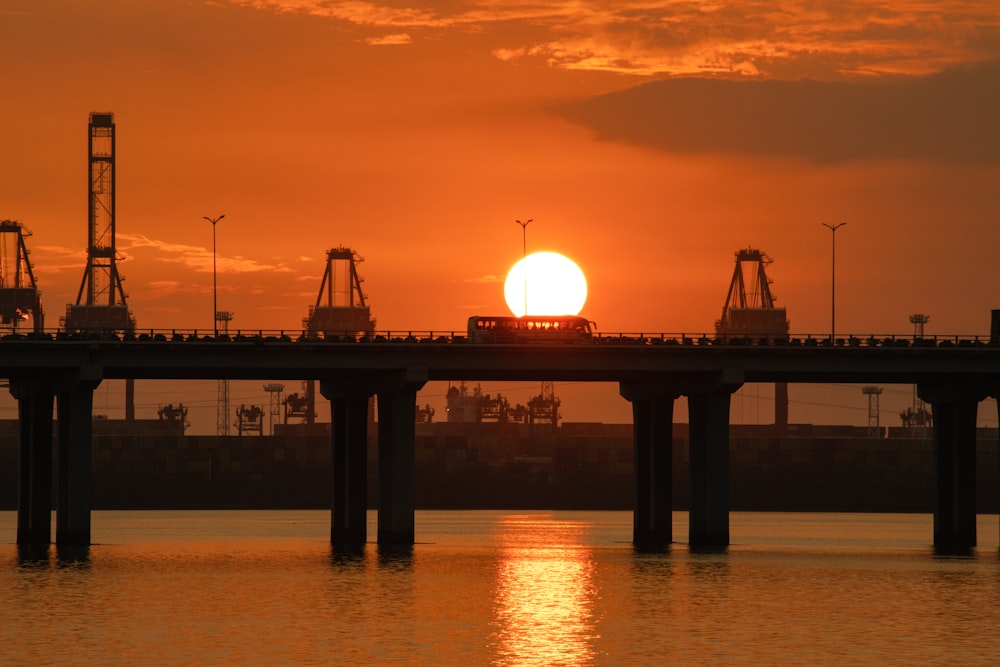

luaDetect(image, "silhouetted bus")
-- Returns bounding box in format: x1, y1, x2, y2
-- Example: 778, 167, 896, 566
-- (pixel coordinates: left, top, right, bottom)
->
467, 315, 594, 343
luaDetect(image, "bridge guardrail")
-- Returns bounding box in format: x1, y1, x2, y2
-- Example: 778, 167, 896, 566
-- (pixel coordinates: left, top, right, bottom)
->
0, 329, 994, 348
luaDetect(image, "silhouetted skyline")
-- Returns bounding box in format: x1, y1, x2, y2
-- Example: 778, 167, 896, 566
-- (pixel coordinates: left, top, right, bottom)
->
2, 1, 998, 430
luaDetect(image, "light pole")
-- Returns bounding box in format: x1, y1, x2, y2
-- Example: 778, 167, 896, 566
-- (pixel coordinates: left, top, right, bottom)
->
203, 214, 225, 335
821, 222, 846, 340
515, 218, 532, 317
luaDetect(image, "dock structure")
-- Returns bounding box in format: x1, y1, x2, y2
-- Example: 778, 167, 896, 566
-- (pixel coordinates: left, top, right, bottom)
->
4, 318, 1000, 553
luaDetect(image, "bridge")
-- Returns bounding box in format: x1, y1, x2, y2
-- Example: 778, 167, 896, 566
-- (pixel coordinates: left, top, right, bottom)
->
4, 323, 1000, 553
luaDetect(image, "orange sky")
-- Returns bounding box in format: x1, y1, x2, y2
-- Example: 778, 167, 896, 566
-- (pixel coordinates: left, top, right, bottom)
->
2, 1, 999, 431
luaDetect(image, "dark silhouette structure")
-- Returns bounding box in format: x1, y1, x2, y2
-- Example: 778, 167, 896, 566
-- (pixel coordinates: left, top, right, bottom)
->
63, 112, 134, 333
61, 112, 136, 423
4, 319, 1000, 553
715, 248, 790, 428
298, 247, 377, 427
0, 220, 44, 333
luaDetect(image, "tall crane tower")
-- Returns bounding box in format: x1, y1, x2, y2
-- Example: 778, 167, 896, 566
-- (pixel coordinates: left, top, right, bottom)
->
63, 112, 134, 333
62, 112, 136, 419
305, 247, 376, 335
0, 220, 44, 333
298, 247, 376, 424
715, 248, 790, 429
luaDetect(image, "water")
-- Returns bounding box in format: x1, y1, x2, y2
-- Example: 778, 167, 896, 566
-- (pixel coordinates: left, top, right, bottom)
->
2, 510, 999, 665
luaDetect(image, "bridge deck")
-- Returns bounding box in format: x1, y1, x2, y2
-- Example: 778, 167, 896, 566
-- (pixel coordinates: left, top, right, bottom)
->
1, 330, 998, 385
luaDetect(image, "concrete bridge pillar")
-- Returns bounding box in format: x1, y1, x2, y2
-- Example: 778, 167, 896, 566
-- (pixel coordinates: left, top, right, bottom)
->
686, 371, 743, 548
376, 372, 426, 546
619, 381, 679, 548
9, 378, 56, 546
9, 366, 101, 547
320, 381, 373, 547
56, 366, 102, 547
919, 382, 990, 551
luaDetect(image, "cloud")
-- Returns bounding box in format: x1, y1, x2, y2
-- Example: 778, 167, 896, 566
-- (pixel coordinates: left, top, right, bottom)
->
554, 59, 1000, 163
365, 33, 412, 46
463, 274, 504, 284
229, 0, 464, 28
118, 233, 294, 273
229, 1, 1000, 78
147, 280, 184, 293
32, 245, 87, 272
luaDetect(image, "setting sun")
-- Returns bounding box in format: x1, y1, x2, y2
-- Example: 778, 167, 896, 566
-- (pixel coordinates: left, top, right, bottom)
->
503, 251, 588, 317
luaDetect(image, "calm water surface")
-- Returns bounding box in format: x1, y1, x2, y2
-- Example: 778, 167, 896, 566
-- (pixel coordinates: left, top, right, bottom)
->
2, 510, 999, 665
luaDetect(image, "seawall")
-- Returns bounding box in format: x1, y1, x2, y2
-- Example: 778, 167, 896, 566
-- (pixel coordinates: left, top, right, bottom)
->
0, 420, 997, 512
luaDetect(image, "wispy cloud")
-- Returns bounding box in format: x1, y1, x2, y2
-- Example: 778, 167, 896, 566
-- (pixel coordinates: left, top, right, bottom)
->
228, 1, 1000, 78
32, 245, 86, 273
147, 280, 184, 292
463, 274, 504, 284
365, 33, 412, 45
118, 233, 293, 274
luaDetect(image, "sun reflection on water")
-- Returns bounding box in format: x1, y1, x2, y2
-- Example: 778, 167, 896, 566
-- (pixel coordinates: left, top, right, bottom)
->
489, 514, 600, 666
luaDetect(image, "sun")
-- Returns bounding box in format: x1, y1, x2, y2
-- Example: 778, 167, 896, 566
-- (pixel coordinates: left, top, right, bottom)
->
503, 251, 588, 317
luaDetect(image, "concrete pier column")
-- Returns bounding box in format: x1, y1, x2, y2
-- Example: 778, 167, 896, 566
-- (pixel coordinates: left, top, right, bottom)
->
56, 378, 99, 547
918, 383, 988, 551
321, 381, 372, 547
687, 371, 742, 548
619, 381, 679, 548
376, 373, 426, 546
9, 379, 56, 546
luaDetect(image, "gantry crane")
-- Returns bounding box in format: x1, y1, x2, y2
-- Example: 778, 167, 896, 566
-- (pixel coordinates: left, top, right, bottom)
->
0, 219, 44, 333
63, 112, 134, 333
62, 112, 137, 420
297, 247, 377, 425
716, 247, 790, 429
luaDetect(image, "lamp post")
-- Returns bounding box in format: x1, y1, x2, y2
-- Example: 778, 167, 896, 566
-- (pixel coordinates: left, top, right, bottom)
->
203, 214, 225, 335
515, 218, 532, 317
821, 222, 846, 340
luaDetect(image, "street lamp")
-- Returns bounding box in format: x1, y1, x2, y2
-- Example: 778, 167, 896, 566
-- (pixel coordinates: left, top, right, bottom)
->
203, 214, 225, 335
515, 218, 532, 317
821, 222, 846, 340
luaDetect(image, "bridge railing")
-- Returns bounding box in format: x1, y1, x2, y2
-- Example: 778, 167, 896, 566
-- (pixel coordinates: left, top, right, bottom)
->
0, 329, 994, 347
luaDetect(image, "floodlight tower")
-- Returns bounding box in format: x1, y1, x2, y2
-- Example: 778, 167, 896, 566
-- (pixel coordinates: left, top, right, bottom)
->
907, 313, 931, 437
263, 383, 285, 435
715, 248, 791, 429
861, 385, 883, 437
217, 310, 234, 436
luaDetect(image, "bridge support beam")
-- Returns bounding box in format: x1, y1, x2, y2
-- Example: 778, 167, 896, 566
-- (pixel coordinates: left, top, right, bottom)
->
919, 383, 989, 551
687, 371, 742, 548
56, 376, 100, 547
9, 366, 101, 548
10, 380, 56, 547
620, 382, 678, 548
376, 374, 426, 546
321, 382, 372, 548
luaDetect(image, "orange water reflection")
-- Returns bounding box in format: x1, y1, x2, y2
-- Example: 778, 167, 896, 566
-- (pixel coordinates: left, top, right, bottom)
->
490, 514, 600, 666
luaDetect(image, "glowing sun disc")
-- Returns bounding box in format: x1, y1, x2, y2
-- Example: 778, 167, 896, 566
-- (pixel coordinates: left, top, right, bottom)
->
503, 251, 588, 317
